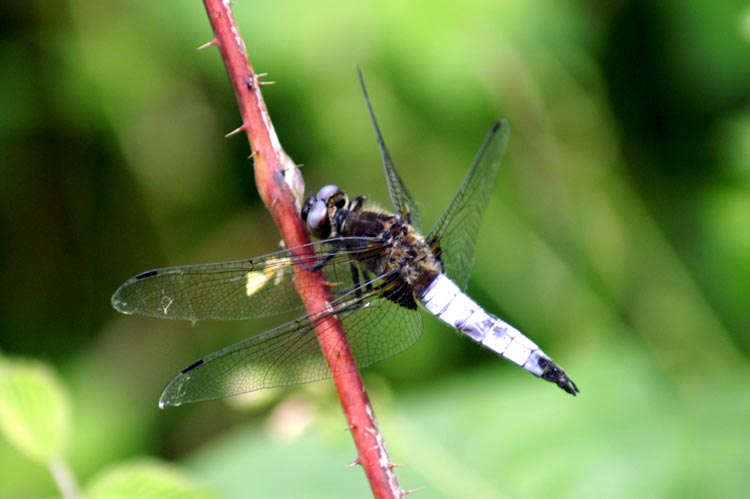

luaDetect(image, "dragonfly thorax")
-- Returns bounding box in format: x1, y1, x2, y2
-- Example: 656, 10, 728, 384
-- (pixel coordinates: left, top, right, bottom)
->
303, 183, 442, 299
336, 205, 443, 296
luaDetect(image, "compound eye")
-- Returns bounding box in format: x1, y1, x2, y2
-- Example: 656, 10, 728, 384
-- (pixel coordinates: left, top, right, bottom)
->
306, 200, 328, 231
316, 184, 348, 211
316, 185, 342, 202
301, 194, 317, 222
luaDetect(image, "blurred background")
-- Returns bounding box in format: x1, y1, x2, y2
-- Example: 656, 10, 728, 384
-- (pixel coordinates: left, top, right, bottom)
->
1, 0, 748, 497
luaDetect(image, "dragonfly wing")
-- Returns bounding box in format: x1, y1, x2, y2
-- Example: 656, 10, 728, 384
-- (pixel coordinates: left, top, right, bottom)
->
111, 237, 385, 321
426, 120, 510, 290
159, 275, 422, 406
357, 69, 424, 232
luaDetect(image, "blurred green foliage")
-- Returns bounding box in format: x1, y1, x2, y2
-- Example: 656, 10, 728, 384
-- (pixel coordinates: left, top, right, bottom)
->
0, 357, 213, 498
1, 0, 748, 498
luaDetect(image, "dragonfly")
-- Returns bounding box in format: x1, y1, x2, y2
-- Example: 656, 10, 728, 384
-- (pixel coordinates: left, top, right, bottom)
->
112, 72, 578, 408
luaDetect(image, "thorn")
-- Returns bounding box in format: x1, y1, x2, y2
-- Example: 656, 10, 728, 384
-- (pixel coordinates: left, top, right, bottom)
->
246, 73, 275, 90
404, 487, 426, 496
248, 150, 256, 160
296, 163, 304, 168
225, 124, 247, 138
254, 72, 276, 87
389, 462, 404, 469
346, 458, 361, 469
196, 39, 218, 50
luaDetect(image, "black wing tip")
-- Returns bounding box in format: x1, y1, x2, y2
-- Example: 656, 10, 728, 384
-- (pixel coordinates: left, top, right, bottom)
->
181, 359, 205, 374
158, 360, 205, 409
135, 269, 159, 280
111, 269, 161, 313
110, 287, 130, 313
491, 119, 509, 134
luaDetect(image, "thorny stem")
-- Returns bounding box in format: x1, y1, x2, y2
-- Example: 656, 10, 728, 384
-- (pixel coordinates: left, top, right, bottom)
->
200, 1, 404, 497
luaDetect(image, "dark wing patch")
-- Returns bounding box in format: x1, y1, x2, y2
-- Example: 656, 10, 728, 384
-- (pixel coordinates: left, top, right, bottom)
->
112, 237, 387, 322
159, 272, 423, 407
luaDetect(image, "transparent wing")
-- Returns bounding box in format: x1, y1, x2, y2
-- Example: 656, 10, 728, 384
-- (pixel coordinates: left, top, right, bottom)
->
426, 120, 510, 290
357, 69, 424, 232
111, 237, 386, 321
159, 274, 422, 406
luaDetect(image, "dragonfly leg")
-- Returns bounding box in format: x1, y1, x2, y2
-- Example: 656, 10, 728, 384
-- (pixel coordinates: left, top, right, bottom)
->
348, 262, 374, 301
350, 195, 367, 212
350, 261, 362, 300
299, 251, 335, 272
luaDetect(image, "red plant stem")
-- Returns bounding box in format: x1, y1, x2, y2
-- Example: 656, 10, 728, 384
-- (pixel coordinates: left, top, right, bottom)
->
200, 1, 403, 497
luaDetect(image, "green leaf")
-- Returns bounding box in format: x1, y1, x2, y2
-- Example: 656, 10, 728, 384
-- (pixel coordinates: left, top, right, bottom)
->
86, 459, 215, 499
0, 357, 71, 464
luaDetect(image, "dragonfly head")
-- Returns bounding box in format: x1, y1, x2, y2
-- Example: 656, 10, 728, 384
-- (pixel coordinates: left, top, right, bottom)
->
301, 184, 348, 239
